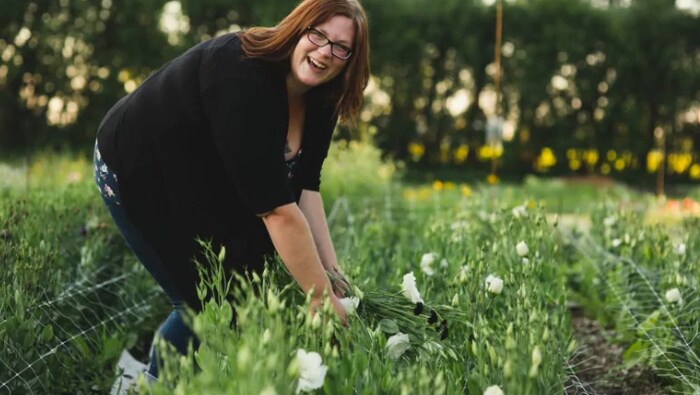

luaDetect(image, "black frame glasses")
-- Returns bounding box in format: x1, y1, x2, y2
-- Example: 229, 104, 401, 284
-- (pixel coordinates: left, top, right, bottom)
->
306, 26, 353, 60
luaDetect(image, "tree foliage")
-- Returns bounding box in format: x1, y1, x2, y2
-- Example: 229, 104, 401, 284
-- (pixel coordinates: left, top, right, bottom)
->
0, 0, 698, 180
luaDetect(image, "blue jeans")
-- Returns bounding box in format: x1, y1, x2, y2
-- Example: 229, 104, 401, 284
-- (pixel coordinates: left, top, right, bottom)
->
94, 142, 198, 378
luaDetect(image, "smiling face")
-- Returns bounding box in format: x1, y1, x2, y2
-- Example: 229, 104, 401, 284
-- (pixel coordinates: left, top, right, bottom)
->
288, 15, 355, 94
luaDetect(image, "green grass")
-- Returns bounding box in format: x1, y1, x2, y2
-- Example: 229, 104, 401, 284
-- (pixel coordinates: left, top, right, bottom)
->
1, 146, 698, 394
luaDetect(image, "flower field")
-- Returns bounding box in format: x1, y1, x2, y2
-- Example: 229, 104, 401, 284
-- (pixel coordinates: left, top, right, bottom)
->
1, 145, 699, 394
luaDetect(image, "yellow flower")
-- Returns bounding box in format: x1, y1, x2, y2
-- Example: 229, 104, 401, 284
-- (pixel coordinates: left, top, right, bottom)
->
486, 174, 499, 185
646, 150, 664, 173
689, 164, 700, 180
614, 158, 625, 171
460, 184, 472, 197
432, 180, 444, 191
584, 149, 599, 166
402, 189, 417, 201
454, 144, 469, 163
408, 142, 425, 161
540, 147, 557, 167
534, 147, 557, 171
478, 145, 494, 161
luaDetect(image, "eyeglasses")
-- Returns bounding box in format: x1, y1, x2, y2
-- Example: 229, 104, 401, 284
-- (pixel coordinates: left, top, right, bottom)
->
306, 26, 353, 60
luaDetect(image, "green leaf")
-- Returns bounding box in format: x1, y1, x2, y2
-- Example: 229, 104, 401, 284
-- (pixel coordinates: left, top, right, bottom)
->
73, 337, 90, 359
41, 324, 54, 343
637, 310, 660, 336
100, 336, 123, 363
623, 339, 650, 368
379, 319, 399, 334
219, 302, 233, 325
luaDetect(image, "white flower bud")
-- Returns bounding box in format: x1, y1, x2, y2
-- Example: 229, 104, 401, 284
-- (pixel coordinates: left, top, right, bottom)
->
485, 275, 504, 294
483, 385, 504, 395
603, 216, 616, 227
516, 241, 529, 257
532, 345, 542, 367
420, 252, 437, 276
311, 312, 322, 329
267, 289, 280, 313
529, 363, 539, 378
673, 243, 686, 256
503, 359, 512, 378
512, 205, 527, 218
665, 288, 681, 304
237, 346, 251, 370
259, 385, 277, 395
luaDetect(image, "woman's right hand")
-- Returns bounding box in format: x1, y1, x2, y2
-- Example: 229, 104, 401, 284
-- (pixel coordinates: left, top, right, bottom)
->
310, 294, 348, 326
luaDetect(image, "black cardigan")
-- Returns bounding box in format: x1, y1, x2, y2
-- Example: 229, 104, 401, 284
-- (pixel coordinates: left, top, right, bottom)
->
97, 33, 337, 308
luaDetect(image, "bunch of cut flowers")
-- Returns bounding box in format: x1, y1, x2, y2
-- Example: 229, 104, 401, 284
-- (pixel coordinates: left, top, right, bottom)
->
328, 270, 467, 360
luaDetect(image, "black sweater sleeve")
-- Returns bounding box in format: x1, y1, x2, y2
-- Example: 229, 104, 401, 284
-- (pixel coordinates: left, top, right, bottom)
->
200, 39, 295, 215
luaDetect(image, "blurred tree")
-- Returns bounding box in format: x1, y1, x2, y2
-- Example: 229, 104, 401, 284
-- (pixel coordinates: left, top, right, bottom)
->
0, 0, 175, 154
610, 0, 699, 170
0, 0, 698, 182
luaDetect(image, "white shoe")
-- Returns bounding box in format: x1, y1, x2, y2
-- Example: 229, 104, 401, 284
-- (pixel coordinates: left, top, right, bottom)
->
110, 350, 148, 395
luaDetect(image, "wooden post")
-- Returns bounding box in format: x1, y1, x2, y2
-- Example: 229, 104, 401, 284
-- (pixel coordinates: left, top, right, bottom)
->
491, 0, 503, 177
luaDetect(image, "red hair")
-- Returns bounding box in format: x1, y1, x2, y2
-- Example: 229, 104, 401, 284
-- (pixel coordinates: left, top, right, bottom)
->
239, 0, 370, 124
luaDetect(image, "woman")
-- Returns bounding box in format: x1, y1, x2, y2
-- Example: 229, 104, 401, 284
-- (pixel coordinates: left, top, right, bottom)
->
94, 0, 369, 378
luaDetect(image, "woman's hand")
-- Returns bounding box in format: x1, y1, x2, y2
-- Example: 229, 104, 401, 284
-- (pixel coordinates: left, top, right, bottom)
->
329, 268, 351, 298
310, 294, 348, 326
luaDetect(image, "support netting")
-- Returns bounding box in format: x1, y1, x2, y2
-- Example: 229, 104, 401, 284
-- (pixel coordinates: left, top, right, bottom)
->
2, 187, 698, 394
561, 224, 700, 394
0, 259, 164, 394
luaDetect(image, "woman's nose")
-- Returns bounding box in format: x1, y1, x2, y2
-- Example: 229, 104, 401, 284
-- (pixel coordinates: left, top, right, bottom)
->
317, 44, 333, 58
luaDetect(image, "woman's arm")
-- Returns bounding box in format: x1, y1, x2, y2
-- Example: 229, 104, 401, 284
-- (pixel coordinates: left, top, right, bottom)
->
260, 202, 347, 319
298, 189, 349, 295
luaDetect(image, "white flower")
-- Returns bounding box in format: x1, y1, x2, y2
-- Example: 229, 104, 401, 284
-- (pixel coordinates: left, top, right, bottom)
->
516, 241, 529, 257
512, 205, 527, 218
339, 297, 360, 315
673, 243, 686, 256
385, 332, 411, 359
439, 258, 449, 268
450, 220, 468, 231
522, 257, 529, 265
401, 272, 424, 304
665, 288, 682, 304
420, 252, 438, 276
485, 275, 504, 294
483, 385, 504, 395
603, 216, 617, 227
295, 349, 328, 393
611, 238, 622, 248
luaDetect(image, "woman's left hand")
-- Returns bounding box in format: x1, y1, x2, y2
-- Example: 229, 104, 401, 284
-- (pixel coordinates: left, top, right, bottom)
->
329, 268, 350, 298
